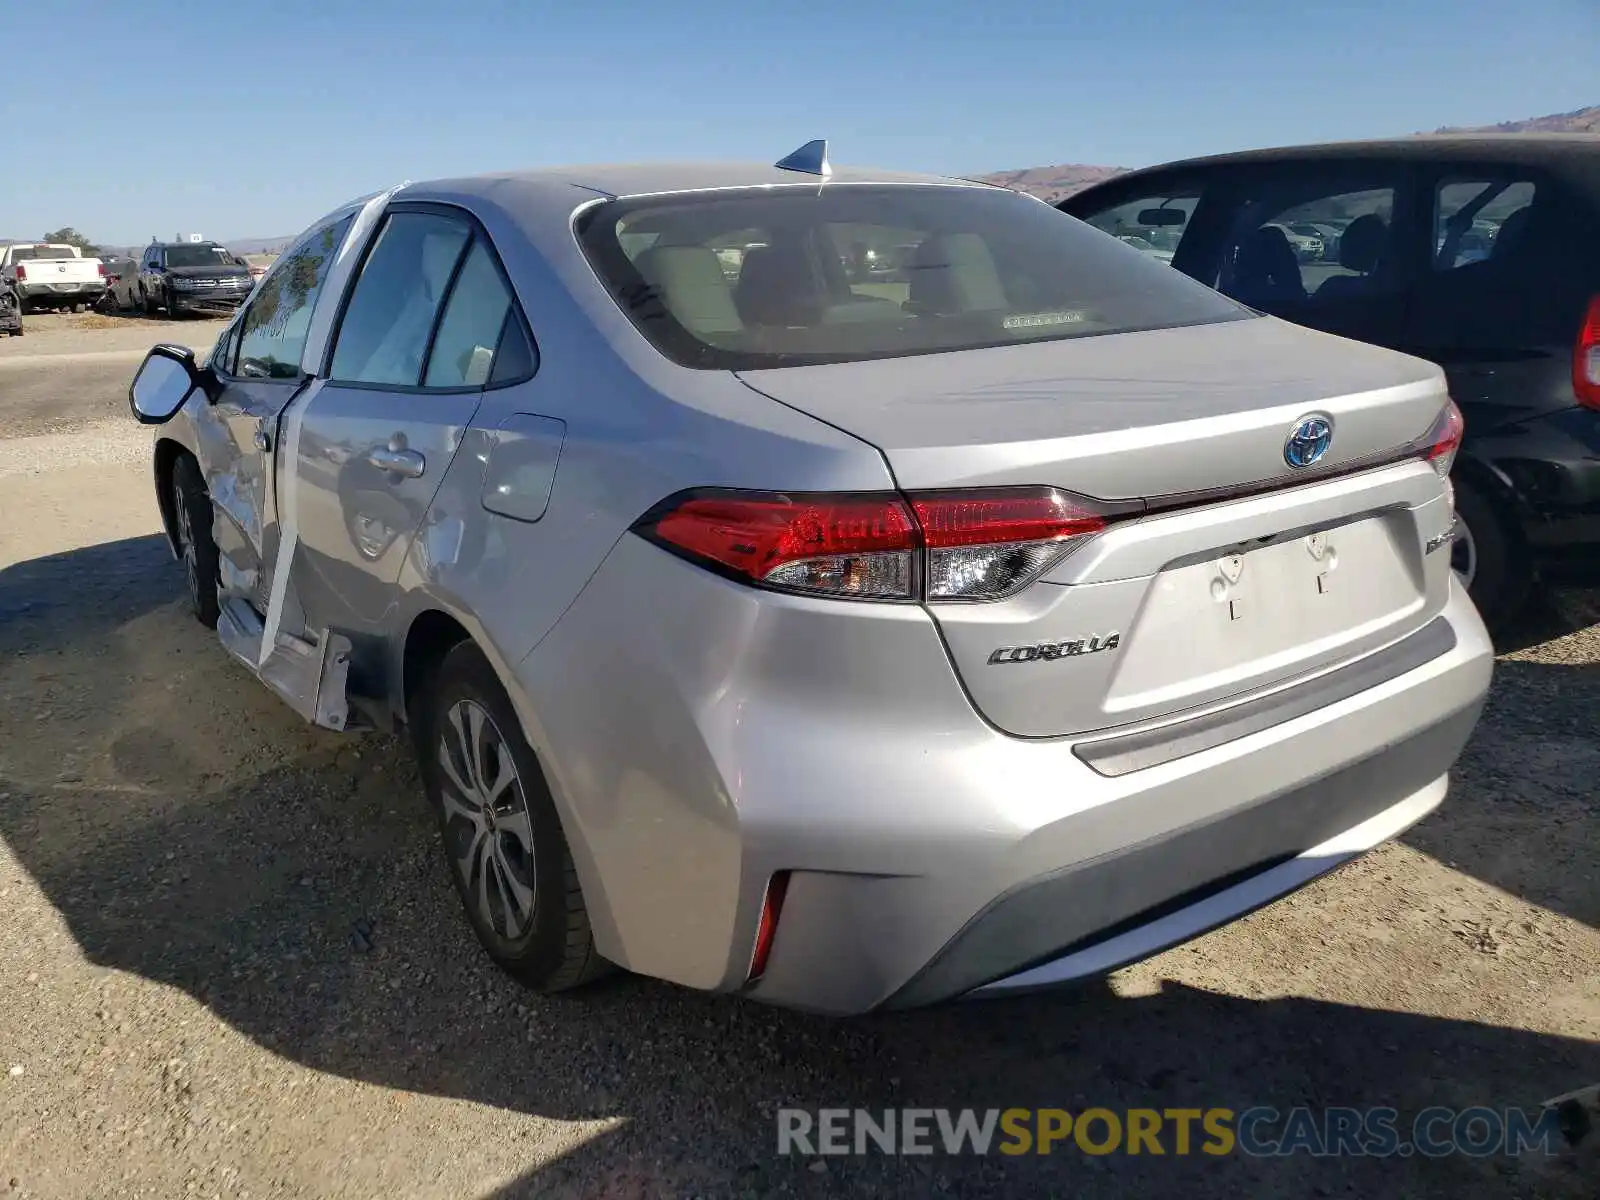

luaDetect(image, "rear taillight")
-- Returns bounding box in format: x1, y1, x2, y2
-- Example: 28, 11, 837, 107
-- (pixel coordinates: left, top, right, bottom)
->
1575, 295, 1600, 410
13, 264, 25, 281
912, 489, 1107, 601
1419, 399, 1465, 477
97, 263, 107, 278
635, 486, 1117, 603
643, 492, 919, 599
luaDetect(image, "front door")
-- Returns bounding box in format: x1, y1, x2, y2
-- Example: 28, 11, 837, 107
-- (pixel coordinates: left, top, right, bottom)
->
196, 213, 355, 611
289, 206, 527, 650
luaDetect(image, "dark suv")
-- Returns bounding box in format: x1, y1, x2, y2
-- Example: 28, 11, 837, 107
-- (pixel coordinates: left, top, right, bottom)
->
136, 240, 254, 317
1061, 135, 1600, 628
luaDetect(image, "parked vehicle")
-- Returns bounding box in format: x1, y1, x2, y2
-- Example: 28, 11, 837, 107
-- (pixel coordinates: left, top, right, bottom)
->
1266, 222, 1326, 262
0, 277, 21, 336
97, 256, 140, 312
126, 144, 1492, 1014
0, 242, 106, 312
134, 239, 254, 317
1062, 134, 1600, 627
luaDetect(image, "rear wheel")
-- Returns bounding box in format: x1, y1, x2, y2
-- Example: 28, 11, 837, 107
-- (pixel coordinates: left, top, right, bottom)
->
419, 643, 610, 992
1451, 473, 1531, 631
170, 454, 221, 628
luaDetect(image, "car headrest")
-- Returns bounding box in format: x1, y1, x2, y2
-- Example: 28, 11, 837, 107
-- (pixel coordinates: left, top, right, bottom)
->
733, 244, 824, 328
1337, 214, 1386, 273
908, 233, 1007, 313
634, 246, 742, 335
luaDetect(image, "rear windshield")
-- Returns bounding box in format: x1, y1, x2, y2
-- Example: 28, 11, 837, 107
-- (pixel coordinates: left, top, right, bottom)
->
577, 184, 1252, 369
165, 244, 234, 268
12, 245, 77, 261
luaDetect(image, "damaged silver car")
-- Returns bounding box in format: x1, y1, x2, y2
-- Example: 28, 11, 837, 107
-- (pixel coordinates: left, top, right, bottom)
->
129, 144, 1493, 1014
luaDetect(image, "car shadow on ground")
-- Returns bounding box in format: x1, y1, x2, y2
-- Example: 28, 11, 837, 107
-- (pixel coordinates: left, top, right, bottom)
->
0, 538, 1595, 1198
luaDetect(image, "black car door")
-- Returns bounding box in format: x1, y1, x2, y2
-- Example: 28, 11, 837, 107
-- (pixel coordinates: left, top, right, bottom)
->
1198, 162, 1421, 349
1400, 163, 1596, 432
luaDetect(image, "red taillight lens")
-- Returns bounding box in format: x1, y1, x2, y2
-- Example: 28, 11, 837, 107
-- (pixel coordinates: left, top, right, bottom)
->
1575, 295, 1600, 411
747, 871, 789, 982
1419, 399, 1465, 477
637, 486, 1118, 602
911, 488, 1108, 601
13, 264, 25, 281
97, 263, 107, 278
642, 492, 919, 599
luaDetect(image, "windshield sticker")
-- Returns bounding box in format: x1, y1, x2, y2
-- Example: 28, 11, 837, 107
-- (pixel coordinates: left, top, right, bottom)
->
1003, 310, 1088, 330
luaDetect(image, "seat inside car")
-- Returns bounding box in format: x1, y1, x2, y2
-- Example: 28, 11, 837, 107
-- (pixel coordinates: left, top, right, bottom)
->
907, 233, 1008, 314
1315, 212, 1387, 300
633, 245, 743, 336
1229, 224, 1306, 307
734, 243, 827, 327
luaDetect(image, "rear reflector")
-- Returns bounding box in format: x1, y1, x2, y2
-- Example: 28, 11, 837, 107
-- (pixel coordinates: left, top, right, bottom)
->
635, 486, 1118, 602
1575, 296, 1600, 411
747, 871, 790, 983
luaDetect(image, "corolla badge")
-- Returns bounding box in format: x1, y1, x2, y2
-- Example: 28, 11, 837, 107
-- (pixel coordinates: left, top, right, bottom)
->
1284, 413, 1334, 468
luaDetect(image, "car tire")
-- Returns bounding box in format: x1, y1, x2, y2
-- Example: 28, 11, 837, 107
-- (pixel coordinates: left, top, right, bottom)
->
420, 642, 610, 993
1451, 472, 1532, 632
170, 453, 221, 629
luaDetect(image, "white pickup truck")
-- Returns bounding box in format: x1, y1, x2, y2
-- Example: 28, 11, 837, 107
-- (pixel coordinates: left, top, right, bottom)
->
0, 243, 107, 313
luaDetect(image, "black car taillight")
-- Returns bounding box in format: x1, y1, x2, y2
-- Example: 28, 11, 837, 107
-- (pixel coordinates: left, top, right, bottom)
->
1575, 295, 1600, 411
634, 486, 1124, 602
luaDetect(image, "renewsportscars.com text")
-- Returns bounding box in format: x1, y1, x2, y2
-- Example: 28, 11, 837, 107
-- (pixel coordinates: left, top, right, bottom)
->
776, 1106, 1567, 1158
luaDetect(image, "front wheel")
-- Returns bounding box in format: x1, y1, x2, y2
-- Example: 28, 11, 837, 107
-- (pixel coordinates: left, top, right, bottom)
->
1451, 473, 1532, 631
170, 454, 221, 628
419, 643, 610, 993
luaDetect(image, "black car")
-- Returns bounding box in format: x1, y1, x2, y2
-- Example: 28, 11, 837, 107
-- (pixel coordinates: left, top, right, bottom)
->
1062, 135, 1600, 629
133, 240, 254, 317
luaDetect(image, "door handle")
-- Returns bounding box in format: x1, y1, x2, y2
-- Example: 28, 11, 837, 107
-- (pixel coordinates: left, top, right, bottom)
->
367, 446, 426, 479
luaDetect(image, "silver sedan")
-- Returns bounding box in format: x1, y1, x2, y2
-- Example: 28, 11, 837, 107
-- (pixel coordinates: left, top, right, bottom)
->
127, 143, 1492, 1014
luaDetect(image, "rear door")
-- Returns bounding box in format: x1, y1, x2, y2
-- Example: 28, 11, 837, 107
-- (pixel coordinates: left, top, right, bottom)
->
197, 213, 354, 611
290, 204, 531, 644
1401, 164, 1598, 431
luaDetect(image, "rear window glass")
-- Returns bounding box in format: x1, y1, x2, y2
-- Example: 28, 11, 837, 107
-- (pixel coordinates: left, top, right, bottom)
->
164, 244, 235, 268
11, 245, 77, 261
577, 185, 1252, 369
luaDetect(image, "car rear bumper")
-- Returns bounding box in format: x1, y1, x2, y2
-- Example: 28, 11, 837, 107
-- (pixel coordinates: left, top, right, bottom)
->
516, 538, 1493, 1015
18, 280, 105, 300
1472, 404, 1600, 562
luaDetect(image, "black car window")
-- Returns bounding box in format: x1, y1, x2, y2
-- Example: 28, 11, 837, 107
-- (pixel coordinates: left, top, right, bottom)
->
1075, 192, 1199, 266
1434, 178, 1537, 271
423, 238, 519, 388
1217, 182, 1398, 309
328, 212, 471, 387
236, 214, 354, 380
165, 244, 235, 269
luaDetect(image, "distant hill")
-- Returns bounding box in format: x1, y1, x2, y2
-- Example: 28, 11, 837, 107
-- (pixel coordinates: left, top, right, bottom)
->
1427, 104, 1600, 135
972, 163, 1127, 204
983, 104, 1599, 200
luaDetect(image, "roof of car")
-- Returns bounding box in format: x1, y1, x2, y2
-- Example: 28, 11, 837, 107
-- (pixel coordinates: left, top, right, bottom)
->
1097, 133, 1600, 181
412, 159, 989, 202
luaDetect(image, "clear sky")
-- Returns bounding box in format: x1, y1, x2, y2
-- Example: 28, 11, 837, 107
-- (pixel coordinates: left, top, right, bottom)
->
5, 0, 1597, 245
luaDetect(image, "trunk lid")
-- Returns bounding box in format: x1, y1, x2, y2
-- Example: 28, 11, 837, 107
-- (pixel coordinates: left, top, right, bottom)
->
738, 317, 1458, 738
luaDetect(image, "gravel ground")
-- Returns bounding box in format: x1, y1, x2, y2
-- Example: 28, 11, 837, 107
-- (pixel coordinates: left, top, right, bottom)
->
0, 335, 1595, 1199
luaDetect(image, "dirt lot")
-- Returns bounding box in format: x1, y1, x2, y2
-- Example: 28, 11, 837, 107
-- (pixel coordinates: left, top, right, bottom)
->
0, 320, 1595, 1199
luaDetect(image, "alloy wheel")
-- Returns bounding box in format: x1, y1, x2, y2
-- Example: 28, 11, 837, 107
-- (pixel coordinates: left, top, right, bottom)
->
173, 478, 199, 603
437, 699, 538, 940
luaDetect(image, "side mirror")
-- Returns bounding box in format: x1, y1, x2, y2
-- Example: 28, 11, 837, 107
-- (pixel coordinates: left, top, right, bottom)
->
129, 343, 208, 424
